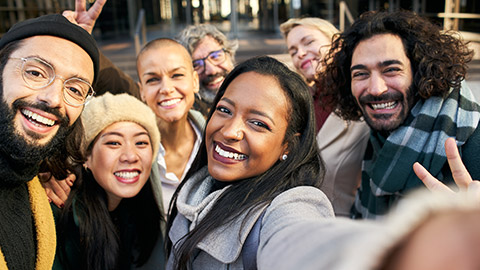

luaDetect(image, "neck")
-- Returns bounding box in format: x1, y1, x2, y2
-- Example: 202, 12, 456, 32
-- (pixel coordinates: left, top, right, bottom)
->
158, 115, 196, 150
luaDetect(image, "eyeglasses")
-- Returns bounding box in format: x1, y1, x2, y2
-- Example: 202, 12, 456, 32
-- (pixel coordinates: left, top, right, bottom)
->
10, 57, 95, 107
192, 49, 227, 74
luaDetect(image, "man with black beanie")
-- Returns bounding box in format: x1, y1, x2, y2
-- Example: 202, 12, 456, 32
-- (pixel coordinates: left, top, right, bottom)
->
0, 10, 100, 269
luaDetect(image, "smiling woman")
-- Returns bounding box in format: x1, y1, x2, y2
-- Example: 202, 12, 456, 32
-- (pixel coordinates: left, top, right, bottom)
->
52, 93, 165, 270
280, 17, 370, 217
166, 56, 334, 270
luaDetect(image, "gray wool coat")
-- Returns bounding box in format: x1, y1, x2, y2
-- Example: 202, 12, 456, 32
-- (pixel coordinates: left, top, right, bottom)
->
166, 167, 334, 270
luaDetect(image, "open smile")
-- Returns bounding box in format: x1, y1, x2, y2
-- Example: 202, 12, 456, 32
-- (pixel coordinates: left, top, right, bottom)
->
114, 169, 140, 184
21, 108, 56, 127
159, 98, 182, 108
300, 59, 313, 69
369, 101, 398, 110
207, 77, 224, 87
213, 142, 247, 164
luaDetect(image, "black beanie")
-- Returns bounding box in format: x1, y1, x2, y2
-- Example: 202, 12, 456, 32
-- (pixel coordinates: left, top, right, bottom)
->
0, 14, 99, 84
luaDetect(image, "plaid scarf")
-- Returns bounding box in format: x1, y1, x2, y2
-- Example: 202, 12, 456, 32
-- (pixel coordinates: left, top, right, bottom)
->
353, 83, 480, 219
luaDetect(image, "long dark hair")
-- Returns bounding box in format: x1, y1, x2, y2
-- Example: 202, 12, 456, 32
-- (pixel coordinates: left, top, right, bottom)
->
166, 56, 324, 269
56, 142, 163, 270
320, 10, 474, 121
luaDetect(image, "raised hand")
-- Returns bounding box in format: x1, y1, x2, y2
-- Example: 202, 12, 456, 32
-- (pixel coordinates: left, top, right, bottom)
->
62, 0, 107, 34
413, 137, 480, 196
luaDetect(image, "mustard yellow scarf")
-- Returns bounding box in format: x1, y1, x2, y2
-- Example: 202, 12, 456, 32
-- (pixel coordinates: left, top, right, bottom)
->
0, 177, 56, 269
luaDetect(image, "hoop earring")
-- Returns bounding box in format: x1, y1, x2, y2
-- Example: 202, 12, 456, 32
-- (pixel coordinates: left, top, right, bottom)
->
281, 154, 288, 161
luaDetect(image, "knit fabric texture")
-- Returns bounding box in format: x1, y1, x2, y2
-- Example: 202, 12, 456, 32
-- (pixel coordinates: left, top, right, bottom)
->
0, 184, 35, 269
0, 14, 99, 83
81, 93, 160, 163
0, 177, 57, 270
353, 82, 480, 219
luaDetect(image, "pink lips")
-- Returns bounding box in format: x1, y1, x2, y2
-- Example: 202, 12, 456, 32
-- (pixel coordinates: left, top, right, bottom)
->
114, 169, 140, 184
212, 141, 246, 165
300, 59, 312, 70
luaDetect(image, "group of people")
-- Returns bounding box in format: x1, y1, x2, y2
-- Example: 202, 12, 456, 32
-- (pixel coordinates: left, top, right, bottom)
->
0, 0, 480, 269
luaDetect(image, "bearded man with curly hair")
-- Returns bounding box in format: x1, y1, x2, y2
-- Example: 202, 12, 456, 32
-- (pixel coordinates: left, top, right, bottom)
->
319, 10, 480, 219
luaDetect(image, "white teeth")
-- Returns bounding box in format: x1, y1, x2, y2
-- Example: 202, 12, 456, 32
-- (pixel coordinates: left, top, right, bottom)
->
210, 77, 224, 85
215, 145, 246, 160
160, 98, 181, 106
371, 101, 397, 110
21, 109, 55, 126
114, 171, 139, 179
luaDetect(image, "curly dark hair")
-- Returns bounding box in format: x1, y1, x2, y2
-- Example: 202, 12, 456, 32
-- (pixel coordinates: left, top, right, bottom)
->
320, 10, 474, 121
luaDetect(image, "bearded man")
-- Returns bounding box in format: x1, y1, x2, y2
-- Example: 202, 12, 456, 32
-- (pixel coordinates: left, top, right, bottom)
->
320, 10, 480, 219
0, 13, 99, 269
176, 24, 237, 116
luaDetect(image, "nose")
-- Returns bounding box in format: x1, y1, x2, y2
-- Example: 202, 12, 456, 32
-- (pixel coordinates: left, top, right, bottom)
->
221, 117, 244, 141
120, 143, 140, 163
368, 73, 388, 96
204, 60, 220, 76
36, 78, 64, 108
297, 47, 307, 59
159, 80, 175, 95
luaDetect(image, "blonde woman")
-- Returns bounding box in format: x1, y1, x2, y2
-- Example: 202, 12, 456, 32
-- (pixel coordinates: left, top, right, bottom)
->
280, 18, 370, 216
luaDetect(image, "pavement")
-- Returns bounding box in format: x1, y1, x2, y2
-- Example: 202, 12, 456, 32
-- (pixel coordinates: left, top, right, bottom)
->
96, 24, 480, 92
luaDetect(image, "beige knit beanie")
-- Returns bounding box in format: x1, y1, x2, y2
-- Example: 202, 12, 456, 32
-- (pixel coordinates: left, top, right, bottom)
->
81, 92, 160, 164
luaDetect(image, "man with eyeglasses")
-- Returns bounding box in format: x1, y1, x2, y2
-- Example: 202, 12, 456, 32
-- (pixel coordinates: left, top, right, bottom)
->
177, 24, 237, 116
0, 9, 100, 269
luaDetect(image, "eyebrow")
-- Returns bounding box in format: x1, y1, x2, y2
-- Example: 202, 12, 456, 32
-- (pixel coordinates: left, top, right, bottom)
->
350, 59, 403, 72
142, 66, 188, 77
288, 35, 312, 52
221, 97, 276, 125
26, 54, 93, 84
193, 49, 223, 61
101, 131, 150, 138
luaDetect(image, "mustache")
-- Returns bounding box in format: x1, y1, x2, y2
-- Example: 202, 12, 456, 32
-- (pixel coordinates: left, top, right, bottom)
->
358, 92, 404, 105
12, 99, 70, 127
202, 71, 229, 84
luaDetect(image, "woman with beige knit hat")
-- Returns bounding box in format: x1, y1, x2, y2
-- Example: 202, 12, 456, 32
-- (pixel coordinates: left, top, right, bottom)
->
52, 93, 165, 270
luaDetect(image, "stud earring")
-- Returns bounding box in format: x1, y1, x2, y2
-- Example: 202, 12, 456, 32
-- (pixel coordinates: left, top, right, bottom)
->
281, 154, 288, 161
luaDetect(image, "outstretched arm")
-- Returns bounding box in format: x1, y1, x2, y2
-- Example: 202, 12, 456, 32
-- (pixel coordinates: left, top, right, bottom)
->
62, 0, 107, 34
413, 137, 480, 195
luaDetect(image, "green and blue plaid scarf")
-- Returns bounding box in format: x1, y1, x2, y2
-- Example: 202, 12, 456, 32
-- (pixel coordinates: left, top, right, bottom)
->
353, 82, 480, 219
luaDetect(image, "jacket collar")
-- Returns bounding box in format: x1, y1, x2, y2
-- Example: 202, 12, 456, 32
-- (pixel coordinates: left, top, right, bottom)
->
171, 167, 266, 263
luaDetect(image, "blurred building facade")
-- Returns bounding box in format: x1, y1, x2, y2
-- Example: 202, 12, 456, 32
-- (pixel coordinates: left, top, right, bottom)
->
1, 0, 479, 40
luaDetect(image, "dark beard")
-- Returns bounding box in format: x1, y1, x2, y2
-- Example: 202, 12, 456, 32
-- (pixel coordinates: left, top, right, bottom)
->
201, 71, 228, 92
358, 84, 417, 134
0, 95, 72, 187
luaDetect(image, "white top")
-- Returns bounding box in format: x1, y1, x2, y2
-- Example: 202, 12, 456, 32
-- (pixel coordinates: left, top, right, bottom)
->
156, 118, 202, 211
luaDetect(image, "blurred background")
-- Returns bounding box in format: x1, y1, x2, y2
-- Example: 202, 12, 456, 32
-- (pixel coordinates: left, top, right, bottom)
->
1, 0, 479, 85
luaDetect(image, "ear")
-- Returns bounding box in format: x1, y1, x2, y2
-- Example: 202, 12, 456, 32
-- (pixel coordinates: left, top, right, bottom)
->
278, 132, 300, 161
192, 70, 200, 94
137, 81, 146, 101
84, 156, 93, 171
279, 142, 290, 161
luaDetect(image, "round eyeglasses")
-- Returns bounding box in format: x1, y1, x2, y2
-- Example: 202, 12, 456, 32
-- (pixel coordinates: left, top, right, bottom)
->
10, 57, 95, 107
192, 49, 227, 74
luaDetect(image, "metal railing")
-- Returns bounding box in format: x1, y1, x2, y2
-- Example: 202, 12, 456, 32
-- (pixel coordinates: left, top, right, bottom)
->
439, 11, 480, 42
134, 9, 147, 56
